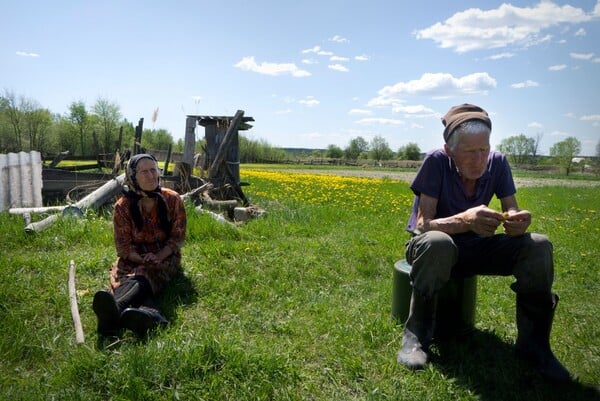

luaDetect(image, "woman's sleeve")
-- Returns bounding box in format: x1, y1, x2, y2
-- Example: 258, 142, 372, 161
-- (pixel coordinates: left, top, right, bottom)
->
113, 199, 133, 259
166, 193, 187, 254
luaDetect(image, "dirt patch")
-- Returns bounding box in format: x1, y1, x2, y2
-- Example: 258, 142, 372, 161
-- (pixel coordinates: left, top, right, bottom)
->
279, 169, 600, 188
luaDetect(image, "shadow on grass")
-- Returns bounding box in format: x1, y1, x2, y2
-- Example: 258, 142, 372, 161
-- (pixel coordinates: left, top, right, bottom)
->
432, 329, 600, 401
96, 271, 198, 350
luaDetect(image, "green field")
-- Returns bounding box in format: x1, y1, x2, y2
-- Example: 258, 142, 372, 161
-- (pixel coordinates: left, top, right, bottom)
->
0, 168, 598, 400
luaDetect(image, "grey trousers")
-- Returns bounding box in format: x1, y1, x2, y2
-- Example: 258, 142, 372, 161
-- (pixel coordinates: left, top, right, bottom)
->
405, 231, 554, 299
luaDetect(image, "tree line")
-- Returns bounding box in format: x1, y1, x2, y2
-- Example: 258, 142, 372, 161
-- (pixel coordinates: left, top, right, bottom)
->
497, 133, 598, 175
0, 90, 185, 158
2, 90, 596, 175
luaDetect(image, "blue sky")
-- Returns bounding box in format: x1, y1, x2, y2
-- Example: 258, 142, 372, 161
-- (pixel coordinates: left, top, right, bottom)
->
3, 0, 600, 155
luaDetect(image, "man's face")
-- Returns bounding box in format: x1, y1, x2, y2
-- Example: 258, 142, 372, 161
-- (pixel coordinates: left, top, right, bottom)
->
135, 158, 160, 191
445, 132, 490, 181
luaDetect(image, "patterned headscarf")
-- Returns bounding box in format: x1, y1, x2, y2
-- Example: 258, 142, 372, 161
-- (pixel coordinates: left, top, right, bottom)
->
123, 154, 171, 233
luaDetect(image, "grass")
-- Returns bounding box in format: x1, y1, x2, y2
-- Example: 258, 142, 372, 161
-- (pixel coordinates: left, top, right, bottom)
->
0, 168, 599, 400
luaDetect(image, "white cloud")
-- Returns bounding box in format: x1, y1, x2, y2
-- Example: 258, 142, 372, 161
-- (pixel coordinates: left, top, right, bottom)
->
570, 52, 594, 60
511, 80, 539, 89
234, 56, 311, 77
594, 58, 600, 63
563, 112, 576, 118
548, 64, 567, 71
299, 96, 320, 107
355, 54, 369, 61
574, 28, 587, 36
414, 2, 592, 53
16, 51, 40, 57
528, 121, 543, 128
328, 64, 349, 72
329, 35, 349, 43
301, 45, 333, 56
580, 114, 600, 122
275, 109, 292, 115
374, 72, 497, 102
392, 104, 436, 117
301, 58, 318, 65
488, 52, 515, 60
355, 117, 405, 126
330, 55, 349, 62
348, 109, 372, 115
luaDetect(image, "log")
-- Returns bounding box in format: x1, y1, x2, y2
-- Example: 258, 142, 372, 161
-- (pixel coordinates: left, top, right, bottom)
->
25, 173, 125, 233
9, 205, 68, 215
195, 205, 236, 227
68, 260, 85, 344
180, 182, 213, 202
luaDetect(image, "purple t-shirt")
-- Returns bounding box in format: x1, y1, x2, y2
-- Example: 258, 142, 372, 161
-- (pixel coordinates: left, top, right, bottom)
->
406, 149, 516, 234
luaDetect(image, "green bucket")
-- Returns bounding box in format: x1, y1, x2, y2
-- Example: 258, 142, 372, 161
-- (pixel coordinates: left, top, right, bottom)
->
391, 259, 477, 338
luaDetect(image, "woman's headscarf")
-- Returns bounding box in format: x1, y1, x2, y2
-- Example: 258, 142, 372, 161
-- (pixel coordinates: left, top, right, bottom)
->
123, 154, 171, 233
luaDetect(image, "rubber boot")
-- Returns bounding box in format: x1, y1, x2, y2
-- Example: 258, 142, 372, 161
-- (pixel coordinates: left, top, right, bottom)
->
92, 276, 151, 337
397, 291, 437, 369
92, 290, 121, 337
515, 292, 570, 382
121, 296, 168, 338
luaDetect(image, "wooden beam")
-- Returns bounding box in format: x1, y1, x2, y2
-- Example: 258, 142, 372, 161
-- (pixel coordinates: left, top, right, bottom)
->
208, 110, 244, 179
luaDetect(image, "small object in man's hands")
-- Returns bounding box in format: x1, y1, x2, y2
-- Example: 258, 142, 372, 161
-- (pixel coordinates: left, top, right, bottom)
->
502, 212, 509, 221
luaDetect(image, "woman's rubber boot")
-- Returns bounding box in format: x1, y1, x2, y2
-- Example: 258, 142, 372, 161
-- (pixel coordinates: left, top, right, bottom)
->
515, 292, 570, 382
92, 290, 121, 337
92, 276, 151, 337
121, 306, 168, 338
397, 291, 437, 370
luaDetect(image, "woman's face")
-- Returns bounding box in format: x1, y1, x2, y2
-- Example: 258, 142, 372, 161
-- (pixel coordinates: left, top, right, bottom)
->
445, 132, 490, 181
135, 158, 159, 191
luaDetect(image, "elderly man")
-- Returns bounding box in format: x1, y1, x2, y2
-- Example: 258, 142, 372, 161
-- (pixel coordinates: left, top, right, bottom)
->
397, 104, 570, 382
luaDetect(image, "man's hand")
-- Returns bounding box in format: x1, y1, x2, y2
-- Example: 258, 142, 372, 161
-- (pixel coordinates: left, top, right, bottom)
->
502, 209, 531, 236
463, 205, 504, 237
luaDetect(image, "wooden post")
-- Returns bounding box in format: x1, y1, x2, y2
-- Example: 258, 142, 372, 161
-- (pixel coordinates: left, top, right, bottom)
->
48, 151, 69, 168
164, 143, 172, 176
134, 118, 144, 155
68, 260, 85, 344
182, 116, 196, 167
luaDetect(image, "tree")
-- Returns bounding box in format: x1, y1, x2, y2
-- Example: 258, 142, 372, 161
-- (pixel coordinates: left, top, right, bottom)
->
549, 136, 581, 175
326, 144, 344, 159
22, 102, 53, 152
344, 136, 369, 160
92, 97, 122, 154
397, 142, 421, 160
68, 100, 90, 156
369, 135, 393, 161
498, 134, 535, 165
142, 128, 174, 151
2, 90, 24, 151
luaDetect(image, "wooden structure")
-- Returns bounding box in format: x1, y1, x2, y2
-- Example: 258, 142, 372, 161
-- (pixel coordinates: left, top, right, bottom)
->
185, 110, 254, 205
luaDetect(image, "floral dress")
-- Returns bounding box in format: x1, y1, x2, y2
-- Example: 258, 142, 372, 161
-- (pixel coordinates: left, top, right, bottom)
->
110, 187, 187, 295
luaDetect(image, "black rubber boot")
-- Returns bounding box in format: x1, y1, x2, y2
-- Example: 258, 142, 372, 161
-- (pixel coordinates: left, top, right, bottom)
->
515, 292, 570, 382
397, 291, 437, 370
92, 290, 121, 337
92, 276, 151, 337
121, 304, 168, 338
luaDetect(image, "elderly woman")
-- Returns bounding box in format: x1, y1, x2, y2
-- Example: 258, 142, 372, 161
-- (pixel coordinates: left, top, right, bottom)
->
92, 153, 187, 337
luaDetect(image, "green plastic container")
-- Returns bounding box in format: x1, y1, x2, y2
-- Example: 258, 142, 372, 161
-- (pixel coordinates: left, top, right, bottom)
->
391, 259, 477, 338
